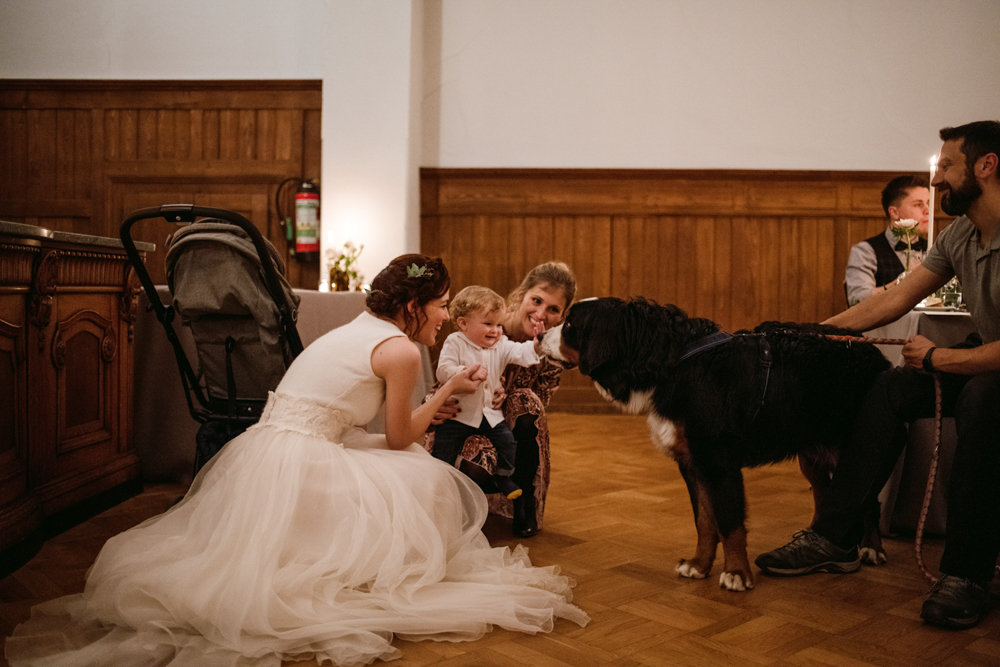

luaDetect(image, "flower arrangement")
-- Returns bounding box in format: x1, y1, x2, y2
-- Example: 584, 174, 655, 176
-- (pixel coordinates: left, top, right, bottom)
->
326, 241, 364, 291
890, 218, 920, 274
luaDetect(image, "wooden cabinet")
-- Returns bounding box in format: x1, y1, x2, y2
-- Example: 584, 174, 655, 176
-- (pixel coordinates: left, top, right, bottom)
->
0, 221, 147, 574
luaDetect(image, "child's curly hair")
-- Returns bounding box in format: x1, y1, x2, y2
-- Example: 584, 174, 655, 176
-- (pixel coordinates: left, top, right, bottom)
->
449, 285, 505, 321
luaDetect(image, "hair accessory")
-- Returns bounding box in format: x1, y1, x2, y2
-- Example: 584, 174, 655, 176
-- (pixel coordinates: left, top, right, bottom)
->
363, 286, 381, 297
406, 263, 434, 279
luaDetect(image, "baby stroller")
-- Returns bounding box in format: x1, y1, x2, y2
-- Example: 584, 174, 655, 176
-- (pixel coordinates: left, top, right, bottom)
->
121, 205, 304, 474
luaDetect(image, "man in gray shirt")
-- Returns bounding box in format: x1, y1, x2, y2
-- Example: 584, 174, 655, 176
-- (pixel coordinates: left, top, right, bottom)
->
757, 120, 1000, 629
845, 175, 930, 305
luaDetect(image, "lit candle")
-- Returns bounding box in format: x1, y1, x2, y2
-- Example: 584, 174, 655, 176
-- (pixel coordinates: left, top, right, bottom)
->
928, 155, 937, 248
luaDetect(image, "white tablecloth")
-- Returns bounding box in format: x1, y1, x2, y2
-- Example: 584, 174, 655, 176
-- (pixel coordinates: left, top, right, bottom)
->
867, 310, 976, 536
133, 288, 433, 483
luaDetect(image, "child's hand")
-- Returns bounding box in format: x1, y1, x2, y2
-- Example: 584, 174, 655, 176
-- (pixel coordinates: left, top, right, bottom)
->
448, 365, 484, 395
471, 365, 488, 383
531, 318, 545, 338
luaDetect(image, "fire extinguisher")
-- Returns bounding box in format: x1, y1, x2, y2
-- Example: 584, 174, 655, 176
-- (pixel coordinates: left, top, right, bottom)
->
293, 179, 320, 262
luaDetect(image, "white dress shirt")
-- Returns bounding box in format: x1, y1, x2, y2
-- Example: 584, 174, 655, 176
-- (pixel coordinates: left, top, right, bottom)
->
436, 332, 540, 428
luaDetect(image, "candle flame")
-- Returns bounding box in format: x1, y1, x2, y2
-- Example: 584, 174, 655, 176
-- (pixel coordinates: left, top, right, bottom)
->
930, 155, 938, 170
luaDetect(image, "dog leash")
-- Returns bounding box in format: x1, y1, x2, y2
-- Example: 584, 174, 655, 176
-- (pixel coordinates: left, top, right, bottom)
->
824, 333, 942, 584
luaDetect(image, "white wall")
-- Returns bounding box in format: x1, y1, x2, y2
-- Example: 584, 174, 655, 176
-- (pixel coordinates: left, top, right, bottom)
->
321, 0, 422, 286
0, 0, 323, 79
425, 0, 1000, 171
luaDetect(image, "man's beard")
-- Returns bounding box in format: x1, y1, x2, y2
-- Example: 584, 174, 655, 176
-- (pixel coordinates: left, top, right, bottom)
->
940, 168, 983, 216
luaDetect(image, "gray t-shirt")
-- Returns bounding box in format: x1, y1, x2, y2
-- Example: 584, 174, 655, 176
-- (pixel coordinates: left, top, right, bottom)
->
922, 215, 1000, 343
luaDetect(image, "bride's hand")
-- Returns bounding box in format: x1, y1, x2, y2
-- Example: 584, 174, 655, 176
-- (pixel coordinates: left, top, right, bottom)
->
447, 364, 484, 395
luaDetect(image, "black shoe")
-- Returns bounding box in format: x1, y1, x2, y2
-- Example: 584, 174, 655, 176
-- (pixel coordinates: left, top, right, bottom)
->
755, 530, 861, 576
458, 458, 498, 494
495, 476, 522, 500
512, 489, 537, 538
921, 575, 990, 629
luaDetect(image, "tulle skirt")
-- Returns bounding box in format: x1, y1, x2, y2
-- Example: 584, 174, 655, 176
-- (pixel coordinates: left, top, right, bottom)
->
6, 411, 588, 666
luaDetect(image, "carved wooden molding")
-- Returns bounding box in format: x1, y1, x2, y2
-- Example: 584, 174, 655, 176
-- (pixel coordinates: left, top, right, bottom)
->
50, 310, 116, 370
29, 249, 60, 351
0, 317, 24, 366
0, 243, 38, 286
57, 251, 130, 287
120, 265, 141, 342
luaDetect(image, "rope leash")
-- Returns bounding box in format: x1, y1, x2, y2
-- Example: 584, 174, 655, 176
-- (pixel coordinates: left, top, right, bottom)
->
823, 333, 942, 583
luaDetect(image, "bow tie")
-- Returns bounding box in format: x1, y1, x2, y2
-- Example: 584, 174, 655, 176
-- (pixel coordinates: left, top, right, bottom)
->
896, 238, 927, 253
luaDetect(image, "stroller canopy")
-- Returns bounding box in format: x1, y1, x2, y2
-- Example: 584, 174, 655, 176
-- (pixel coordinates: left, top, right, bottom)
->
165, 221, 301, 402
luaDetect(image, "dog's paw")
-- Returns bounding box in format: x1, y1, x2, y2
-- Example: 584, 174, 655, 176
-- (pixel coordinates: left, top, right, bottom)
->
859, 547, 887, 565
675, 560, 707, 579
718, 571, 753, 591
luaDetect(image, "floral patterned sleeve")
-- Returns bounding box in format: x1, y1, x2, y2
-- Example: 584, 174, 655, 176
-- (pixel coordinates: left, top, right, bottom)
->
530, 359, 562, 408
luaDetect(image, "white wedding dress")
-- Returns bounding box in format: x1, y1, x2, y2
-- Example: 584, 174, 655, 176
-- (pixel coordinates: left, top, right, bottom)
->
7, 312, 588, 667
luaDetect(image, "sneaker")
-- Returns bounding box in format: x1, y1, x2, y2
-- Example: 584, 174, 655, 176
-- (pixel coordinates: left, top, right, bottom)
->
495, 476, 523, 500
755, 530, 861, 576
921, 575, 990, 629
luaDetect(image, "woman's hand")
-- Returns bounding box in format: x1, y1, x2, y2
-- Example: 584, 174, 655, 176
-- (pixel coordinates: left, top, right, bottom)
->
446, 364, 485, 395
431, 397, 460, 426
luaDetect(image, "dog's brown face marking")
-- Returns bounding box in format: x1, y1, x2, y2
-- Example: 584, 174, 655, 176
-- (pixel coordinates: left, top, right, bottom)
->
558, 340, 579, 367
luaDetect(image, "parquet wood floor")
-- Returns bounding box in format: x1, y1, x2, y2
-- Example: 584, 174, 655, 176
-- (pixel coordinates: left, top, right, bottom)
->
4, 413, 999, 666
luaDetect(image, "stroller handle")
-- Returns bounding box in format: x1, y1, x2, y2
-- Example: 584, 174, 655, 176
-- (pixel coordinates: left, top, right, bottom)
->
120, 204, 305, 353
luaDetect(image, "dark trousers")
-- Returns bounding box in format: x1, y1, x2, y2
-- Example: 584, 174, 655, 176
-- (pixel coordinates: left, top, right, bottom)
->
813, 361, 1000, 584
433, 416, 518, 476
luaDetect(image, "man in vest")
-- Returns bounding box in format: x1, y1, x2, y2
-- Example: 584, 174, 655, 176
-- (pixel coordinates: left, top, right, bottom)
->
845, 175, 931, 305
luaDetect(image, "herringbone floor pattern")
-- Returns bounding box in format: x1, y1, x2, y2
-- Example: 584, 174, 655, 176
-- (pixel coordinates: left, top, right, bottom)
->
3, 413, 999, 666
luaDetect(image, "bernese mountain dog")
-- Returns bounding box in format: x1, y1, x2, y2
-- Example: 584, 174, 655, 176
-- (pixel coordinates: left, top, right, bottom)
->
539, 297, 890, 591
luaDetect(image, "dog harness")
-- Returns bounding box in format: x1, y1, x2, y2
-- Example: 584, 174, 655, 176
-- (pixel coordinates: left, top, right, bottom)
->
674, 331, 772, 422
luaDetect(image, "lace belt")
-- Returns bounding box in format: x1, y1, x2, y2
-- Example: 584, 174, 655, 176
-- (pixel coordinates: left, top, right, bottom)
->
253, 391, 350, 441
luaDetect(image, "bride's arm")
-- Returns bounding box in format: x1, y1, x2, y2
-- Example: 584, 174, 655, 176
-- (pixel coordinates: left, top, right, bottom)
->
372, 337, 482, 450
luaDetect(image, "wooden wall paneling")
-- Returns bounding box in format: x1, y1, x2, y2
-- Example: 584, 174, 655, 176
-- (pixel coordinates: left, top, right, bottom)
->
421, 168, 947, 410
0, 80, 323, 289
203, 109, 220, 160
712, 216, 732, 327
9, 112, 29, 201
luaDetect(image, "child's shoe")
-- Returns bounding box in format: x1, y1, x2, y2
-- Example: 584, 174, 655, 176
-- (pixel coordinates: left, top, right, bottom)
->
495, 476, 522, 500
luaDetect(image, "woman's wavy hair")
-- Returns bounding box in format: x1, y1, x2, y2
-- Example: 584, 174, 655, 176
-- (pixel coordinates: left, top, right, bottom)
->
366, 254, 450, 338
506, 261, 577, 318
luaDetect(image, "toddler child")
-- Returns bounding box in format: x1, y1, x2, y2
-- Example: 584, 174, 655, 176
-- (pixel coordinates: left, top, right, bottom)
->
433, 286, 542, 499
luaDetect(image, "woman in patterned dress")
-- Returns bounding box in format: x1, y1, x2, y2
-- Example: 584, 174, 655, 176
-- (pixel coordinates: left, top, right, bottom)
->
429, 262, 577, 538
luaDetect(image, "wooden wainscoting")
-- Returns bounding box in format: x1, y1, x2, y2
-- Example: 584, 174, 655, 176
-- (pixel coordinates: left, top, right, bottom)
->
420, 168, 950, 411
0, 80, 321, 288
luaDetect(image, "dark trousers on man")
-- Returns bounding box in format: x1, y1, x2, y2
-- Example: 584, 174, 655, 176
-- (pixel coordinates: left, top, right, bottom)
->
432, 416, 518, 476
813, 360, 1000, 585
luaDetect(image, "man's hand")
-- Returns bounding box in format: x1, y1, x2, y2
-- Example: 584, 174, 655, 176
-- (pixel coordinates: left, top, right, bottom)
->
431, 397, 460, 426
902, 335, 936, 370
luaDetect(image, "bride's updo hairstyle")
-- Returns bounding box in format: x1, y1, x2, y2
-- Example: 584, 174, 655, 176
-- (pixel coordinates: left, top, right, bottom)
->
367, 254, 450, 337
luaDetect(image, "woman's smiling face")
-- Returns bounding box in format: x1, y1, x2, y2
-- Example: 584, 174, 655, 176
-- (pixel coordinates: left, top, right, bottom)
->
515, 283, 569, 337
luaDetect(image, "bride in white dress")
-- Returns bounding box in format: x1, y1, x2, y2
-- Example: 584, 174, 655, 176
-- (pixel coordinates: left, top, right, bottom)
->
7, 254, 588, 667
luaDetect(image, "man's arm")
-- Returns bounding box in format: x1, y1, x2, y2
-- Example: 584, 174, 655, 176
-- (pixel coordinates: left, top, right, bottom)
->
902, 336, 1000, 375
824, 265, 949, 332
845, 241, 879, 305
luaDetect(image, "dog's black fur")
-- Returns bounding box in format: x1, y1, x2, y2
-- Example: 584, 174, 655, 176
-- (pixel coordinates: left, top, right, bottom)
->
540, 297, 890, 590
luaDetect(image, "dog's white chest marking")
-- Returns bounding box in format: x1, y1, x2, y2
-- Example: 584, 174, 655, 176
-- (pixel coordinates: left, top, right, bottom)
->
647, 413, 679, 456
594, 384, 652, 415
